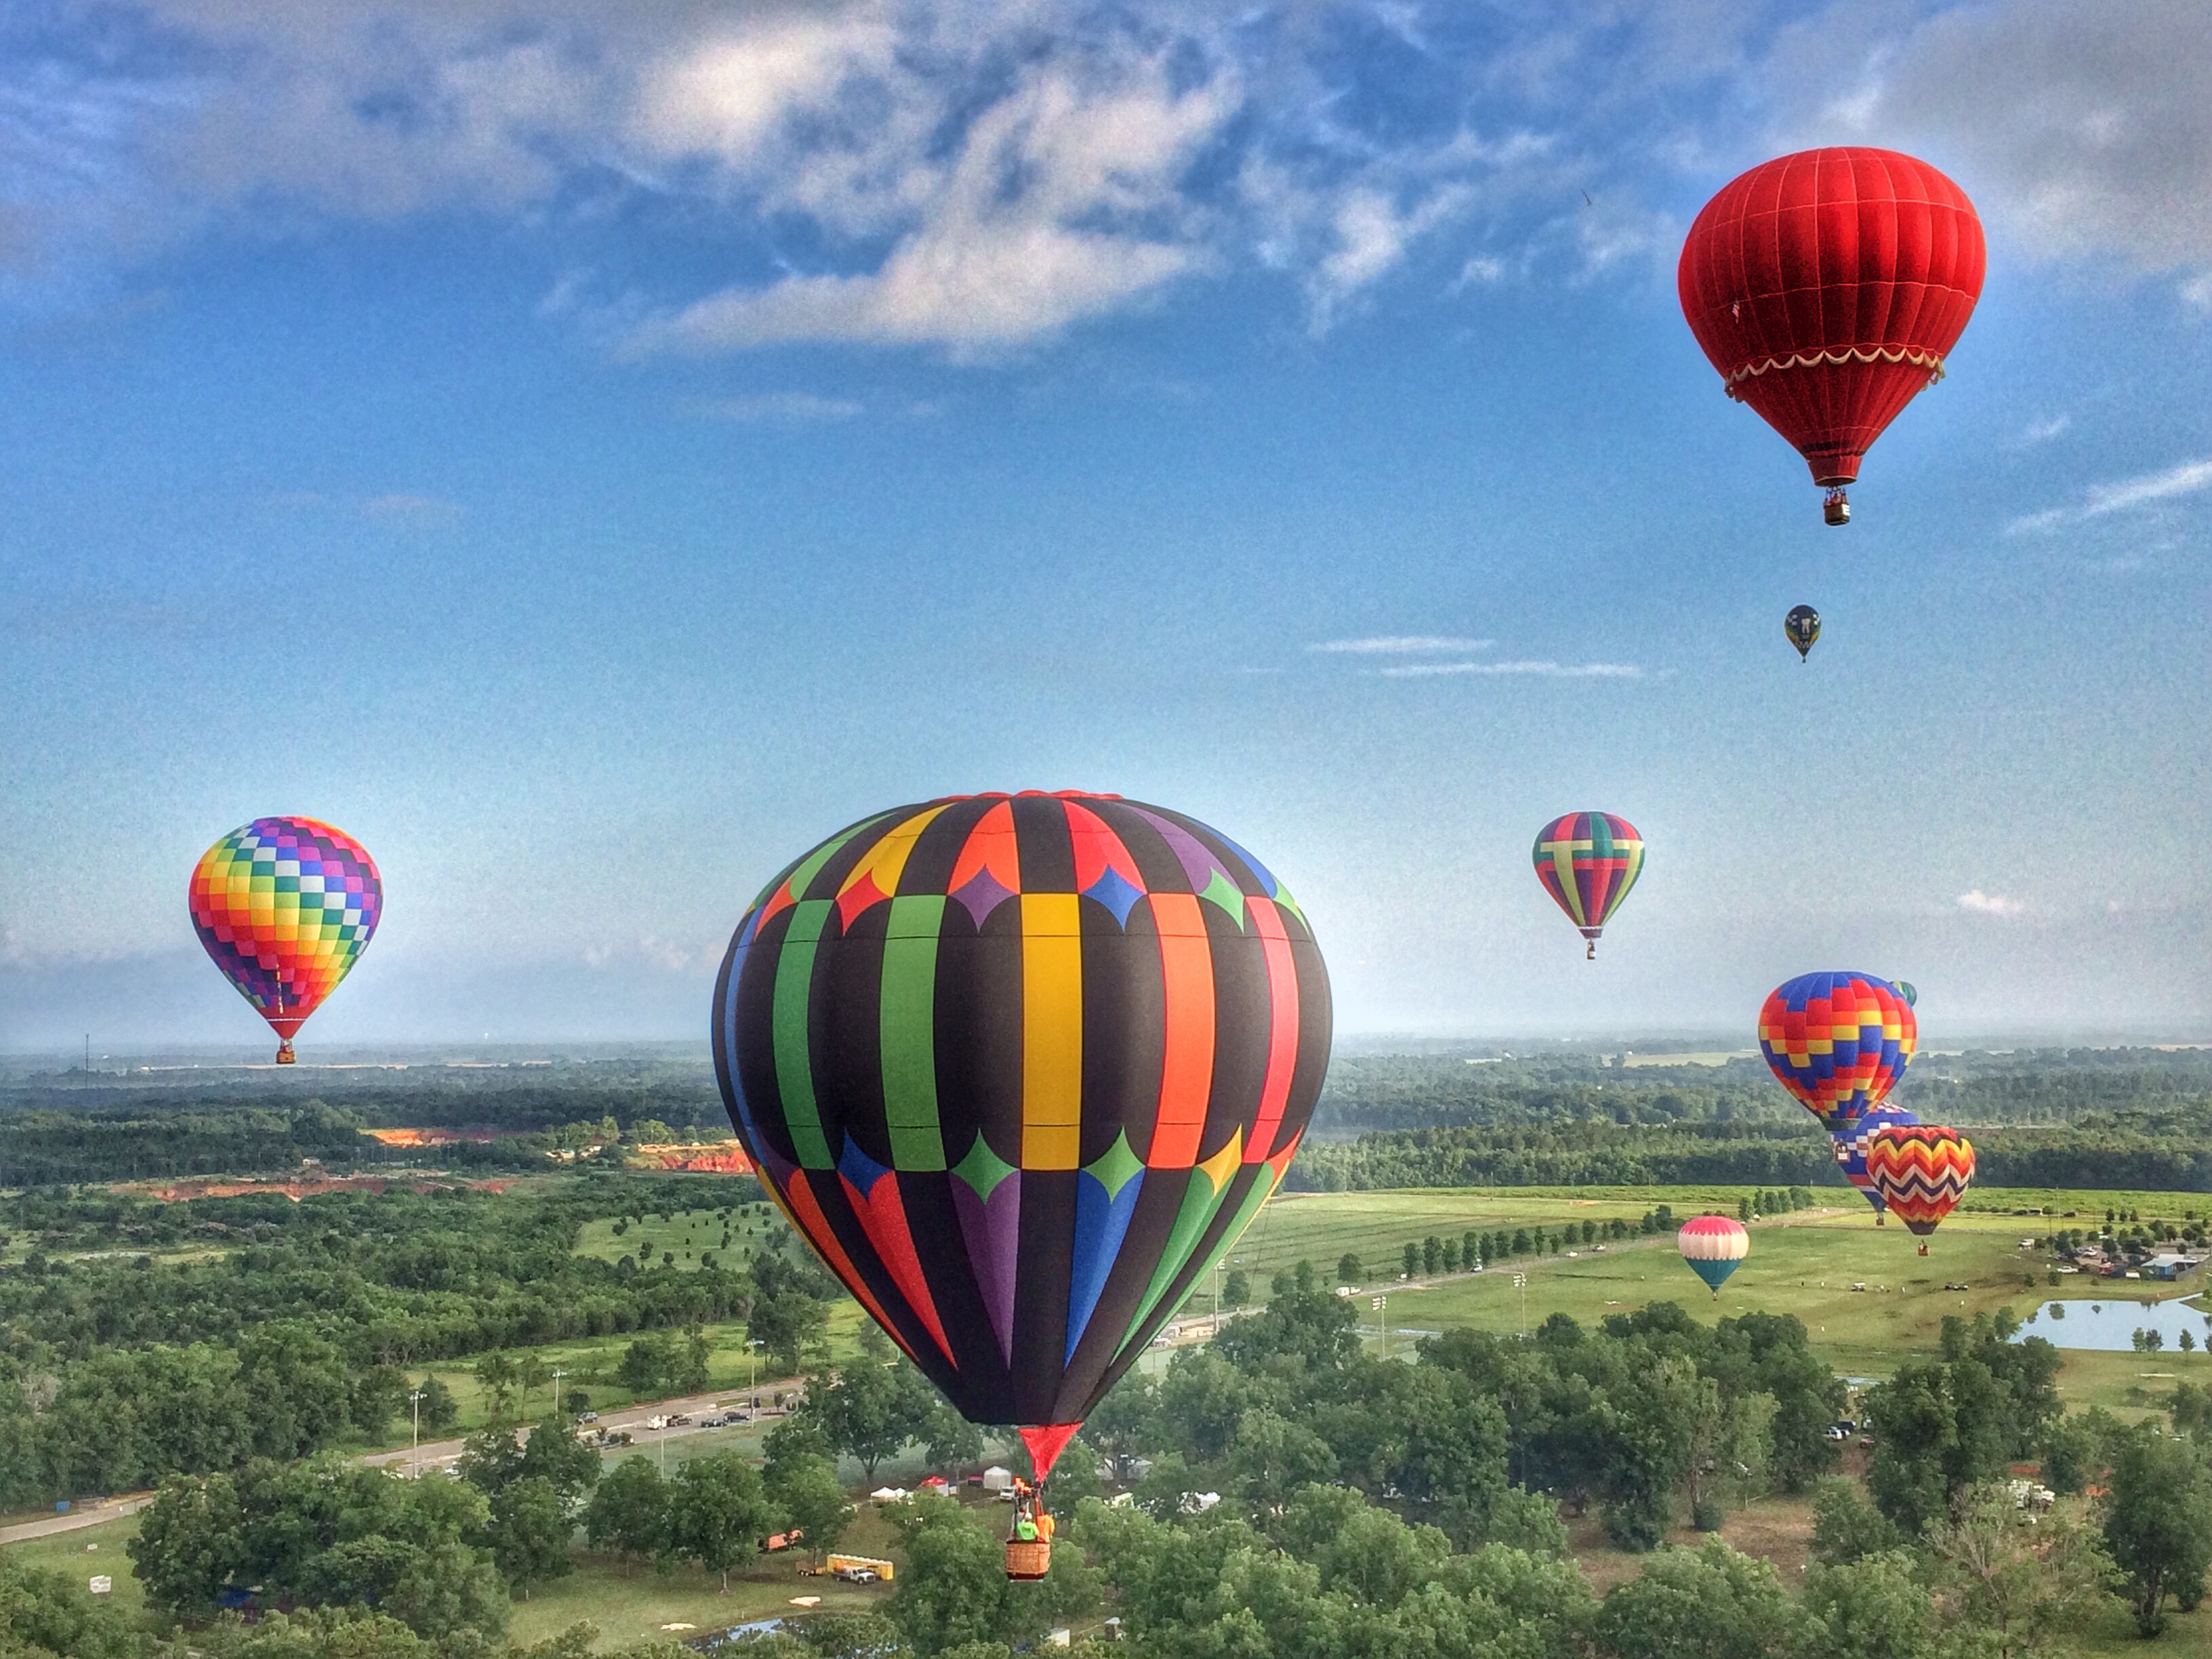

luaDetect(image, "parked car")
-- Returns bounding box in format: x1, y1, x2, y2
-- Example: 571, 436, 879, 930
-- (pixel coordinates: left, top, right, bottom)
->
577, 1411, 598, 1424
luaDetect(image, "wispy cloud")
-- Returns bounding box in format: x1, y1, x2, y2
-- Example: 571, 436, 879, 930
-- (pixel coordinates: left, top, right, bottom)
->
1380, 659, 1641, 679
2006, 454, 2212, 533
686, 392, 862, 423
1957, 890, 2026, 918
2013, 413, 2070, 447
1309, 636, 1493, 655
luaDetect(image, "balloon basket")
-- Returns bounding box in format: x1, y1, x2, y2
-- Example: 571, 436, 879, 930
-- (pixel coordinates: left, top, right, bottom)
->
275, 1040, 297, 1065
1005, 1538, 1051, 1581
1584, 941, 1596, 961
1823, 489, 1851, 527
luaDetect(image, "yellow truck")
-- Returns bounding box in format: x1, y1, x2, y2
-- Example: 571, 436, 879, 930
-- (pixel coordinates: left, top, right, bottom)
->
826, 1554, 895, 1584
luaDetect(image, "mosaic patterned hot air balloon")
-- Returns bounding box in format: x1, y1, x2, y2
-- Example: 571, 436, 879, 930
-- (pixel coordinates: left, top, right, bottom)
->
1679, 148, 1985, 525
189, 817, 382, 1064
1678, 1215, 1748, 1296
1864, 1124, 1974, 1237
1532, 812, 1644, 960
1759, 972, 1916, 1132
711, 792, 1330, 1488
1786, 605, 1821, 662
1834, 1104, 1921, 1218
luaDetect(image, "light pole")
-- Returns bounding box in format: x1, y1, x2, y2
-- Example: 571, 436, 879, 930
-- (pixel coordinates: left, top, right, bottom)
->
1372, 1294, 1387, 1362
748, 1339, 762, 1408
550, 1366, 566, 1422
409, 1389, 424, 1478
1512, 1273, 1528, 1337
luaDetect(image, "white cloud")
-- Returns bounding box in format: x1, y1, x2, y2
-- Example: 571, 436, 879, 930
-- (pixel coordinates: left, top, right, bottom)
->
1957, 890, 2026, 917
687, 392, 863, 422
2015, 414, 2070, 447
1380, 659, 1641, 679
2009, 454, 2212, 532
1309, 636, 1494, 654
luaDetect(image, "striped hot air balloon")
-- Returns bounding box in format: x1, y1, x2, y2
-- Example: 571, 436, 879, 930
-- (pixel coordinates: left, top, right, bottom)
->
1758, 972, 1916, 1132
710, 792, 1330, 1488
189, 817, 382, 1063
1834, 1105, 1921, 1218
1864, 1124, 1974, 1239
1532, 812, 1645, 959
1678, 1216, 1748, 1296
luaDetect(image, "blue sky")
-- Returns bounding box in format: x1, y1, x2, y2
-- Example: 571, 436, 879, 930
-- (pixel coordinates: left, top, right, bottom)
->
1, 0, 2207, 1050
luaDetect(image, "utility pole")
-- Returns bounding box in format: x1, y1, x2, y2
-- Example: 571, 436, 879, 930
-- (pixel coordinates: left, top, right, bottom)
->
550, 1367, 566, 1422
409, 1389, 424, 1478
749, 1339, 762, 1408
1372, 1294, 1387, 1362
1512, 1273, 1528, 1337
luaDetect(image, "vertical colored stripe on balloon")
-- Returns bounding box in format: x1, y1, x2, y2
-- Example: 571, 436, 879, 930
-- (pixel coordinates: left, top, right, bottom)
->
1020, 893, 1082, 1171
1129, 1128, 1243, 1333
880, 894, 947, 1172
1245, 897, 1300, 1164
1147, 891, 1214, 1169
779, 1170, 915, 1361
772, 899, 836, 1169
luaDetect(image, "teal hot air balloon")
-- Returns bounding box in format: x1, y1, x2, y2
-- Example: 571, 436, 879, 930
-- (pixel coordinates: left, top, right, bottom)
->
1678, 1215, 1748, 1297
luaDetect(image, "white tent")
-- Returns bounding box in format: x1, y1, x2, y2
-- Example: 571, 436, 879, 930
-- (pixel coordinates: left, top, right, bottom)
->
981, 1465, 1015, 1492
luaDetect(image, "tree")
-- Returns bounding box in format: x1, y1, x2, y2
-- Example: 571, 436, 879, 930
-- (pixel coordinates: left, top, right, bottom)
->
678, 1326, 713, 1393
769, 1452, 855, 1563
1422, 1236, 1442, 1275
415, 1376, 459, 1435
1930, 1483, 2116, 1656
1403, 1242, 1420, 1276
2102, 1428, 2212, 1635
749, 1279, 827, 1378
1222, 1269, 1250, 1309
811, 1359, 939, 1483
664, 1451, 773, 1592
889, 1494, 1040, 1656
1337, 1253, 1364, 1286
1798, 1550, 1936, 1659
487, 1475, 573, 1598
618, 1333, 674, 1397
0, 1539, 142, 1659
583, 1456, 667, 1571
1225, 1407, 1338, 1514
922, 1402, 985, 1475
1808, 1478, 1900, 1567
475, 1351, 519, 1421
1591, 1540, 1797, 1659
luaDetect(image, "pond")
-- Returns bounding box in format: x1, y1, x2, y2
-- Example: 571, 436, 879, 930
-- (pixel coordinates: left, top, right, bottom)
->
2012, 1297, 2211, 1352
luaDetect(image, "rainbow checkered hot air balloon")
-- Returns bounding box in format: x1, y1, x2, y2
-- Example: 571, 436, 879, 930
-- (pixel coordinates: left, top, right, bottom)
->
711, 792, 1330, 1488
1678, 1215, 1748, 1297
189, 817, 382, 1064
1834, 1104, 1921, 1218
1864, 1124, 1974, 1238
1532, 812, 1644, 959
1758, 972, 1916, 1132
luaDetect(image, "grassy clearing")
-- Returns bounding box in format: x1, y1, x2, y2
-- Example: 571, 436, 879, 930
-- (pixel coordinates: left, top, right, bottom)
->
1, 1513, 147, 1622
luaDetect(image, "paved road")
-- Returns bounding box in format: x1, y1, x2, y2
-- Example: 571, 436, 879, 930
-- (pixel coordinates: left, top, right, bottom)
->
0, 1380, 804, 1547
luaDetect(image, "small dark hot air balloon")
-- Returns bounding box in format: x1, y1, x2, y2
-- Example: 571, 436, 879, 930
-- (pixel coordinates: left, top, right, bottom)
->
711, 792, 1330, 1572
1532, 812, 1644, 960
1679, 148, 1986, 525
189, 817, 382, 1063
1786, 605, 1821, 661
1758, 971, 1916, 1133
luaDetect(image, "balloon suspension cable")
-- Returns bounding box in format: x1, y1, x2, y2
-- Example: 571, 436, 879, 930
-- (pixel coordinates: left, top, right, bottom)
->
1823, 488, 1851, 527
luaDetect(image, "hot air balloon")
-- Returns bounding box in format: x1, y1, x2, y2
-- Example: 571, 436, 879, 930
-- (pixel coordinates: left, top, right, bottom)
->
710, 792, 1330, 1570
1785, 605, 1821, 661
1678, 1216, 1748, 1297
1834, 1104, 1921, 1220
189, 817, 382, 1063
1679, 148, 1985, 525
1864, 1124, 1973, 1244
1893, 981, 1918, 1009
1532, 813, 1644, 960
1759, 972, 1915, 1133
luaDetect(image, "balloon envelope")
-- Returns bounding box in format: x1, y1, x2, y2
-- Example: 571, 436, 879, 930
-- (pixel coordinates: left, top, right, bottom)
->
1834, 1104, 1921, 1213
1678, 1216, 1748, 1294
711, 792, 1331, 1475
1679, 148, 1984, 492
189, 817, 381, 1059
1532, 812, 1644, 955
1864, 1124, 1974, 1237
1759, 972, 1917, 1132
1785, 605, 1821, 661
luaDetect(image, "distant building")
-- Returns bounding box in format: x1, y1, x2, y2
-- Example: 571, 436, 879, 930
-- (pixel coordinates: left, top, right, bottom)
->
2142, 1253, 2203, 1282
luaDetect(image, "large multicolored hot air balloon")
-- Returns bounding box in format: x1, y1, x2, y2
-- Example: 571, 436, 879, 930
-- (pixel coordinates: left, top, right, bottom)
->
1864, 1124, 1974, 1239
1678, 1216, 1748, 1297
189, 817, 382, 1063
1785, 605, 1821, 662
1834, 1103, 1921, 1218
1759, 972, 1916, 1132
1532, 813, 1644, 959
710, 792, 1330, 1492
1679, 148, 1985, 525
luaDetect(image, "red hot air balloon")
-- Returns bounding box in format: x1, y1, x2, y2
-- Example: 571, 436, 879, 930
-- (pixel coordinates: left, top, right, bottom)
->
1679, 148, 1985, 525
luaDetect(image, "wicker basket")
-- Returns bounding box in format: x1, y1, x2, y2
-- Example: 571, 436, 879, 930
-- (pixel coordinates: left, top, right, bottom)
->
1004, 1538, 1052, 1580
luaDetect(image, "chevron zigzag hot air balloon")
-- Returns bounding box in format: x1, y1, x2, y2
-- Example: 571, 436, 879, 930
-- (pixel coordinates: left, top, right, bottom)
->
1834, 1104, 1921, 1220
1677, 1216, 1748, 1298
711, 791, 1330, 1514
1759, 972, 1916, 1133
189, 817, 382, 1063
1532, 812, 1644, 960
1864, 1124, 1974, 1240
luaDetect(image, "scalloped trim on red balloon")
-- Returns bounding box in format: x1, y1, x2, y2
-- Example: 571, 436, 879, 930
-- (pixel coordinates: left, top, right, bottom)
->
1721, 344, 1946, 399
